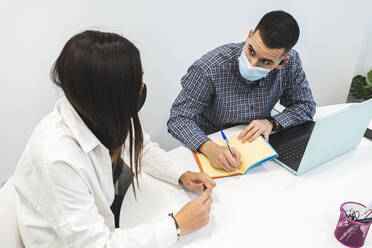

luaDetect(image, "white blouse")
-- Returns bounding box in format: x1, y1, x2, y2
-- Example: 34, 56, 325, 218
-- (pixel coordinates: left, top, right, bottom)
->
12, 97, 185, 247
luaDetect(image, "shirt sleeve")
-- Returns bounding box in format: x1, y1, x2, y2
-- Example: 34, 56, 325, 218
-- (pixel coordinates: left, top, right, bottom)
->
125, 130, 186, 185
42, 153, 178, 248
167, 64, 213, 151
273, 52, 316, 128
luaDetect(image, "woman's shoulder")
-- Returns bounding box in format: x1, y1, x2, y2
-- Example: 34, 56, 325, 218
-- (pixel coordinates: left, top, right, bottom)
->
18, 104, 87, 173
12, 105, 89, 205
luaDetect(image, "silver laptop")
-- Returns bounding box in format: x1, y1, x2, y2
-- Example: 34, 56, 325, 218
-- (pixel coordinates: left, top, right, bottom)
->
269, 99, 372, 175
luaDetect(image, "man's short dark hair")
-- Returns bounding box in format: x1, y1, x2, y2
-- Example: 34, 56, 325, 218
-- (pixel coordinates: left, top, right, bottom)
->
254, 10, 300, 52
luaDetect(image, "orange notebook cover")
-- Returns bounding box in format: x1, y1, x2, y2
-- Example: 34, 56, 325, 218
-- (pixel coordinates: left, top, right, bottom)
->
193, 136, 278, 179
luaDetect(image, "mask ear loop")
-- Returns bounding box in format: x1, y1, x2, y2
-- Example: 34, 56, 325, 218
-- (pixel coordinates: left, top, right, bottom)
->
278, 51, 290, 66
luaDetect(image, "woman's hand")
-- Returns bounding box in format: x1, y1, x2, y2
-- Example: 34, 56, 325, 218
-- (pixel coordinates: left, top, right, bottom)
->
175, 189, 213, 235
179, 171, 216, 191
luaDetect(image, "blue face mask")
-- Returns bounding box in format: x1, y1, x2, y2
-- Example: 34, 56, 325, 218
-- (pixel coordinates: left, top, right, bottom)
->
238, 50, 271, 81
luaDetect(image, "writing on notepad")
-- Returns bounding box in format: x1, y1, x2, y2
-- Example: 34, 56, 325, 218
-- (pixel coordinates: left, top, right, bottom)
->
193, 136, 278, 178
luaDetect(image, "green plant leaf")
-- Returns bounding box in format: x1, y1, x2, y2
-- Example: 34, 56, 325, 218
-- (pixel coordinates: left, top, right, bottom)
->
367, 69, 372, 84
350, 75, 371, 100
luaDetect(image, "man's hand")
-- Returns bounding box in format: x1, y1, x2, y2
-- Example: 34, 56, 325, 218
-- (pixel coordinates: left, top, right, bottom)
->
199, 141, 241, 172
179, 171, 216, 191
238, 119, 273, 143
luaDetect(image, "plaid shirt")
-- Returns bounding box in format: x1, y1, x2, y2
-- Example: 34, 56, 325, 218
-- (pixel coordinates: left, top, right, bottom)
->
167, 42, 316, 151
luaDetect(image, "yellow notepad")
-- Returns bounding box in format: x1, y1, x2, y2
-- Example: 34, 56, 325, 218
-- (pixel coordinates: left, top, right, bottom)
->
193, 136, 278, 178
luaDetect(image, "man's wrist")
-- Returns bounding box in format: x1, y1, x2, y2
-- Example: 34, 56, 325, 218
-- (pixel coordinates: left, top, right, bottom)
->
276, 120, 282, 129
266, 117, 276, 130
199, 140, 215, 154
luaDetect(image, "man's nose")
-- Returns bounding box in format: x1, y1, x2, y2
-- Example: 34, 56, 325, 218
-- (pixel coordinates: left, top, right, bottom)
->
249, 57, 260, 67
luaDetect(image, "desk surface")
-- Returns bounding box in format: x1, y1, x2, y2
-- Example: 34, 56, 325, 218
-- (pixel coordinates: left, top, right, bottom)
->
120, 104, 372, 247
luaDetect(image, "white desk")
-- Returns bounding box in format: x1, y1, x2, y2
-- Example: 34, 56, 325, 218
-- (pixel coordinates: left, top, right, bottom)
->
120, 104, 372, 247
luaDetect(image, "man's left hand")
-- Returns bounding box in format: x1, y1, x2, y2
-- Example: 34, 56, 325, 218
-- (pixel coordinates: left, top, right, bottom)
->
179, 172, 216, 192
238, 119, 273, 143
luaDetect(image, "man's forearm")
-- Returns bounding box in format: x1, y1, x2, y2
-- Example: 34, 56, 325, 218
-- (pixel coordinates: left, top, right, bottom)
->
274, 102, 315, 128
199, 140, 218, 154
167, 117, 210, 151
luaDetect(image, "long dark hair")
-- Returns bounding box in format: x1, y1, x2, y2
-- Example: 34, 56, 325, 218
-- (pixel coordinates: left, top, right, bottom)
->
51, 30, 144, 195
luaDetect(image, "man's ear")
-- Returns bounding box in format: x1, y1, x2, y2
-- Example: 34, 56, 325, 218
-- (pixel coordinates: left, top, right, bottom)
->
275, 56, 290, 69
245, 29, 254, 42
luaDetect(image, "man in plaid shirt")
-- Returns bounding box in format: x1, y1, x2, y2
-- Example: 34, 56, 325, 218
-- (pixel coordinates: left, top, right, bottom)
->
168, 11, 316, 172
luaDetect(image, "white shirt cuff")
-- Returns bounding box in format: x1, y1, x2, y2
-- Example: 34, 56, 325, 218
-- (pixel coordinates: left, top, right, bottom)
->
149, 216, 178, 247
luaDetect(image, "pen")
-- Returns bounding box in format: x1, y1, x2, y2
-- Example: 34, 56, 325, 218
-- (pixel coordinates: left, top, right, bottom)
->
220, 130, 235, 159
357, 218, 372, 223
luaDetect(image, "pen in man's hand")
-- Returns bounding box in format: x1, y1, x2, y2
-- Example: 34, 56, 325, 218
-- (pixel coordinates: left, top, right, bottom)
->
220, 130, 235, 159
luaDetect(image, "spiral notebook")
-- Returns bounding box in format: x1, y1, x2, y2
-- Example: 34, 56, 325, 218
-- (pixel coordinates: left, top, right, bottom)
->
193, 136, 278, 178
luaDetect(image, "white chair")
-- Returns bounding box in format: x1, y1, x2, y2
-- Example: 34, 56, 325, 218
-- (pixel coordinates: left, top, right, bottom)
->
0, 177, 25, 248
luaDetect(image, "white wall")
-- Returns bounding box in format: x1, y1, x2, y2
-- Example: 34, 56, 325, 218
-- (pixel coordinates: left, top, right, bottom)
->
0, 0, 371, 181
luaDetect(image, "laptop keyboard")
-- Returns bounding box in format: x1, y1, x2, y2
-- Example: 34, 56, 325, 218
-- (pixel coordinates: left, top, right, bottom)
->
275, 137, 310, 171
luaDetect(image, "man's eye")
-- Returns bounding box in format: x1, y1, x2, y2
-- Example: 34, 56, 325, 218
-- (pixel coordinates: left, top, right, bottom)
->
248, 48, 255, 56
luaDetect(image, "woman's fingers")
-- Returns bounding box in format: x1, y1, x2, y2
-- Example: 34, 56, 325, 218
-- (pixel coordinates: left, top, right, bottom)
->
184, 173, 216, 191
196, 188, 212, 204
198, 173, 215, 190
204, 197, 213, 207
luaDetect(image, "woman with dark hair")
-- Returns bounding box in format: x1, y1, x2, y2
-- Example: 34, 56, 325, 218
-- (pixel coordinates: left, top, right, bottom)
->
12, 30, 215, 247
